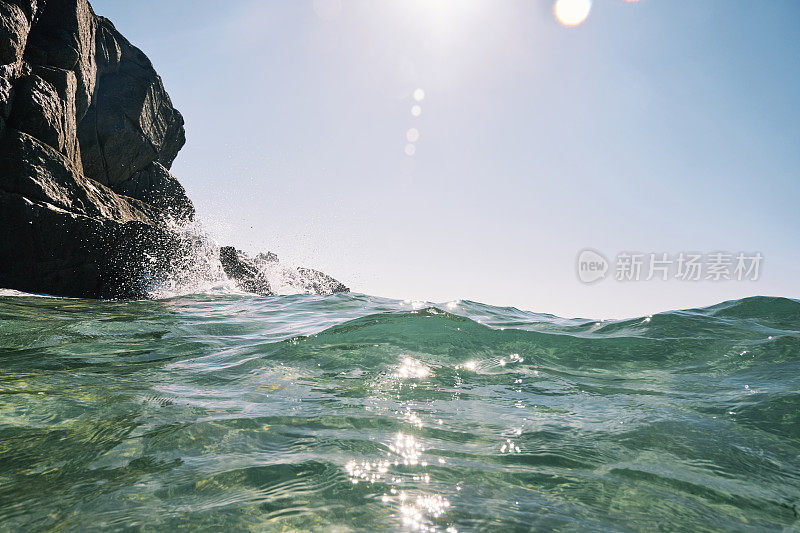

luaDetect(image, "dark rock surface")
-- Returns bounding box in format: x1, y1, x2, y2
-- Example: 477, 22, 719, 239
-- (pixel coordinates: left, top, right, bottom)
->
0, 0, 189, 298
0, 2, 29, 66
79, 15, 185, 187
7, 68, 82, 167
0, 129, 178, 298
24, 0, 96, 120
0, 0, 348, 298
115, 162, 194, 223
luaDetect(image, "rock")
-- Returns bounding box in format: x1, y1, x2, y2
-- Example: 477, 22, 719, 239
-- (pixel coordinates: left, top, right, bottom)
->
0, 130, 179, 298
230, 248, 350, 296
0, 1, 30, 65
6, 68, 82, 169
0, 72, 13, 117
0, 130, 151, 220
0, 0, 191, 298
0, 73, 13, 137
77, 15, 184, 187
21, 2, 186, 188
93, 15, 121, 68
115, 162, 194, 223
6, 0, 37, 22
254, 251, 279, 263
295, 267, 350, 295
23, 0, 96, 120
219, 247, 273, 296
0, 0, 348, 300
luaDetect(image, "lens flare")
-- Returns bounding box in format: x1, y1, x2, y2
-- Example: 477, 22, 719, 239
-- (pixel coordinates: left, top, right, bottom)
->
554, 0, 591, 27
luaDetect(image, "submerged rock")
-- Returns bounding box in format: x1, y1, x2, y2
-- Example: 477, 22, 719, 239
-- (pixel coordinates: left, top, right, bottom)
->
294, 267, 349, 295
254, 251, 279, 263
219, 247, 273, 296
221, 248, 349, 296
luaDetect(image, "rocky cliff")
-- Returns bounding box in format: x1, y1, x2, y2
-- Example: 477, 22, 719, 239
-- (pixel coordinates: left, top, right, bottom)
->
0, 0, 347, 298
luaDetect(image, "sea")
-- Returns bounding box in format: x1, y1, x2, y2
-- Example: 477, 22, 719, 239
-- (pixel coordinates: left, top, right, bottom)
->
0, 289, 798, 531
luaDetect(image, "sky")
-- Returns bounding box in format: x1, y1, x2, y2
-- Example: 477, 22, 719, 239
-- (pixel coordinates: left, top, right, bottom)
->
90, 0, 800, 319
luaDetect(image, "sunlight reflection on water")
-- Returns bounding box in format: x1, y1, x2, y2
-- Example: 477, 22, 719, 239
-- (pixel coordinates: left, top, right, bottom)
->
3, 293, 798, 531
396, 357, 432, 379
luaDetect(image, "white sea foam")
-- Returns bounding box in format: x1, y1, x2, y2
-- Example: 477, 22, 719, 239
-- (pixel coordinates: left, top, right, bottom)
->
144, 219, 232, 299
145, 218, 340, 299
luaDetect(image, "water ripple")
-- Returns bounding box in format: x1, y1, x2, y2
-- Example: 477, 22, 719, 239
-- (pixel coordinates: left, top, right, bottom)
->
0, 294, 798, 530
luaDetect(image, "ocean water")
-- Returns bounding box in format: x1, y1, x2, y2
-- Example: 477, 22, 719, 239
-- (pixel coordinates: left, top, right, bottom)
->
0, 292, 798, 532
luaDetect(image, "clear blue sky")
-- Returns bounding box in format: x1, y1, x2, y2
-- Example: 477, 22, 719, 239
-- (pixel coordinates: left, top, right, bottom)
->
91, 0, 800, 318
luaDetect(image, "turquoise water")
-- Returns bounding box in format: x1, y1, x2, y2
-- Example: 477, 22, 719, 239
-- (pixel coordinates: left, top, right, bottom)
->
0, 292, 798, 531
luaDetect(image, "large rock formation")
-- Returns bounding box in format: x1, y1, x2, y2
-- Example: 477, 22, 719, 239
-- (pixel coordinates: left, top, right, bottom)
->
0, 0, 347, 298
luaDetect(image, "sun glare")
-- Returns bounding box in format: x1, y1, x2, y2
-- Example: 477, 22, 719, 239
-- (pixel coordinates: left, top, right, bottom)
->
554, 0, 592, 27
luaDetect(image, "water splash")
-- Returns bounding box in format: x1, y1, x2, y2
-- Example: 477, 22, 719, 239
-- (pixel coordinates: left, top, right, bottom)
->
143, 218, 346, 299
145, 218, 234, 299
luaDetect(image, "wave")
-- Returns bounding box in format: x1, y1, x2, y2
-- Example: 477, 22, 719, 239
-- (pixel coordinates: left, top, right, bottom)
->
0, 292, 798, 531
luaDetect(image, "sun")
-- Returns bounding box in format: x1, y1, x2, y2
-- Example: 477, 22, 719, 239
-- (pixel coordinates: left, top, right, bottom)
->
554, 0, 592, 27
